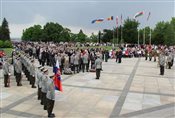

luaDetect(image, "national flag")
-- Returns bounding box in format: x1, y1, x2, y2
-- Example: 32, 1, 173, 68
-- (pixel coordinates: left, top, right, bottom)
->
91, 18, 104, 24
116, 16, 119, 28
147, 12, 151, 21
121, 14, 123, 24
107, 16, 113, 21
134, 11, 144, 19
53, 60, 63, 92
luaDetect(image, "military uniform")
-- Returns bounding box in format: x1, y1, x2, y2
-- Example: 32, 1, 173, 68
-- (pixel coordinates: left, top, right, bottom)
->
82, 54, 89, 72
46, 76, 55, 117
167, 53, 172, 69
95, 56, 102, 79
36, 66, 44, 100
14, 59, 23, 86
41, 69, 49, 110
159, 52, 165, 75
73, 54, 79, 73
3, 60, 11, 87
30, 60, 36, 88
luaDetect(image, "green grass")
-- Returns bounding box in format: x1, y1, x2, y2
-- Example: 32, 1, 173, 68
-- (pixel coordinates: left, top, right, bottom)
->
1, 48, 13, 57
71, 46, 116, 51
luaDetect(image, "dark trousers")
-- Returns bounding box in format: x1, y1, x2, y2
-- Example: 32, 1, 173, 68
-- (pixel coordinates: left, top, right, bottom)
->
47, 98, 55, 116
82, 63, 88, 72
74, 65, 79, 73
160, 65, 164, 75
96, 69, 101, 79
42, 92, 47, 109
4, 74, 9, 87
145, 56, 147, 60
118, 57, 122, 63
38, 87, 42, 100
30, 75, 35, 87
16, 73, 22, 86
168, 62, 172, 69
149, 57, 152, 61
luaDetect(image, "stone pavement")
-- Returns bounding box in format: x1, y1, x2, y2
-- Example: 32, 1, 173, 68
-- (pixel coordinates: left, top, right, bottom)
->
0, 57, 175, 118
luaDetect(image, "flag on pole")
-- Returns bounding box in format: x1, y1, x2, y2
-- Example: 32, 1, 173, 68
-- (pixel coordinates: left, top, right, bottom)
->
134, 11, 144, 19
53, 60, 63, 92
91, 18, 104, 24
116, 16, 119, 28
147, 12, 151, 21
107, 16, 113, 21
121, 14, 123, 25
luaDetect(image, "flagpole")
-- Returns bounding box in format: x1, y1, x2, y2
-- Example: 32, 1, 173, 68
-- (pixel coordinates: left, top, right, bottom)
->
143, 28, 145, 45
138, 29, 140, 46
150, 29, 152, 45
113, 27, 115, 47
117, 27, 119, 45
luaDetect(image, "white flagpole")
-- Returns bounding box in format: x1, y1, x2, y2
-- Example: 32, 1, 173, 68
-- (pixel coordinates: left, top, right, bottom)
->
150, 29, 152, 45
143, 28, 145, 45
138, 29, 140, 46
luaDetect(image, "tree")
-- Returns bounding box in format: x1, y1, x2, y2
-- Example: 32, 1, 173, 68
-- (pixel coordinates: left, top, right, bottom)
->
152, 21, 167, 45
102, 29, 113, 43
90, 33, 98, 42
59, 28, 71, 42
42, 22, 64, 42
76, 29, 87, 42
22, 25, 42, 41
0, 18, 10, 40
123, 18, 139, 43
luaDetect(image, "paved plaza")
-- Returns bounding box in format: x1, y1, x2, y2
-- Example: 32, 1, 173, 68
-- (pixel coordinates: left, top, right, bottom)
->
0, 57, 175, 118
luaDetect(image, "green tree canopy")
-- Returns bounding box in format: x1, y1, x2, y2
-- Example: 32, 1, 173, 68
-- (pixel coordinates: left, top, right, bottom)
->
123, 18, 139, 44
0, 18, 10, 40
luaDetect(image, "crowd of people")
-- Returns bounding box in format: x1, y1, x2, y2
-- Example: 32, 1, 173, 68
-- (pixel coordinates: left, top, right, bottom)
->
2, 42, 175, 117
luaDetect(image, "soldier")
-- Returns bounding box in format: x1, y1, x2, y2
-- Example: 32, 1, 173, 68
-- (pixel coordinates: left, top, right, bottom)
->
41, 69, 49, 110
145, 48, 148, 60
36, 66, 44, 100
159, 50, 166, 75
82, 53, 89, 72
14, 58, 23, 86
46, 75, 56, 117
3, 58, 11, 87
30, 59, 36, 88
167, 52, 172, 69
95, 55, 102, 79
73, 53, 79, 74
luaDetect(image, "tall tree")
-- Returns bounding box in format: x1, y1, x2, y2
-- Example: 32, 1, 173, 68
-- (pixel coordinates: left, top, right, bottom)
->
42, 22, 64, 42
123, 18, 139, 43
77, 29, 87, 42
0, 18, 10, 40
22, 25, 42, 41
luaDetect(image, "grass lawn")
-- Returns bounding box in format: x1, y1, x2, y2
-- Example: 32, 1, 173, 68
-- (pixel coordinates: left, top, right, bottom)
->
1, 48, 13, 57
71, 46, 119, 51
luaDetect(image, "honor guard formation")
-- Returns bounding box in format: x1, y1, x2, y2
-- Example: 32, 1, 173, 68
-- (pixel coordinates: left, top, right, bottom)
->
2, 42, 175, 117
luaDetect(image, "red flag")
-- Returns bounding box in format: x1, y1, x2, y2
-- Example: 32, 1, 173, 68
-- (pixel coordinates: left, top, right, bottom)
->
53, 60, 63, 92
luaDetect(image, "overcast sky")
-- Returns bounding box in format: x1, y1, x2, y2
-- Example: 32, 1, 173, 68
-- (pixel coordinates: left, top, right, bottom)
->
0, 0, 174, 38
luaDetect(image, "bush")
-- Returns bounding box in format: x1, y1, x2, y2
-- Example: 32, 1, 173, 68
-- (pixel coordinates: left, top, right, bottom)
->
0, 40, 13, 48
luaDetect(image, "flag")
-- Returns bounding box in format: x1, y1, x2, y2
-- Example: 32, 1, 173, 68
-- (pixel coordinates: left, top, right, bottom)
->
134, 11, 144, 19
107, 16, 113, 21
116, 16, 119, 28
147, 12, 151, 21
121, 14, 123, 25
91, 18, 104, 24
53, 60, 63, 92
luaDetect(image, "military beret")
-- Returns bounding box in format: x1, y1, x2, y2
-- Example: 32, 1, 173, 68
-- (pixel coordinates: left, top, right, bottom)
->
40, 67, 45, 71
38, 66, 42, 69
43, 69, 48, 73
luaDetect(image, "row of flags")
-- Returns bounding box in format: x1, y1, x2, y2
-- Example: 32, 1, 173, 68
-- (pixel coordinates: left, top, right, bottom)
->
91, 11, 151, 25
